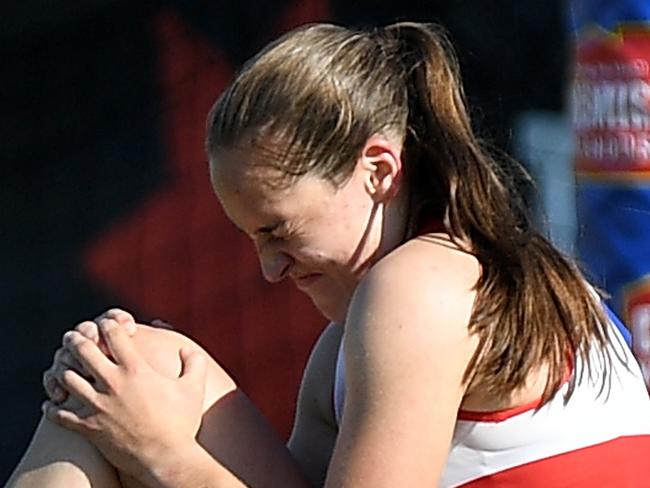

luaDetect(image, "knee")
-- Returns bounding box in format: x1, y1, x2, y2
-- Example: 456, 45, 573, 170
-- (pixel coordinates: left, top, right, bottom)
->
132, 325, 236, 412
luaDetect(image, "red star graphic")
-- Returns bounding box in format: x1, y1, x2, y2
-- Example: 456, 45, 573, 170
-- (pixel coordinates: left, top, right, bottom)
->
84, 2, 330, 435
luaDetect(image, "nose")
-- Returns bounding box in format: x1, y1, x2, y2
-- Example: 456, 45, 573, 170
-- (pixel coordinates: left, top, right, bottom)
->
257, 245, 294, 283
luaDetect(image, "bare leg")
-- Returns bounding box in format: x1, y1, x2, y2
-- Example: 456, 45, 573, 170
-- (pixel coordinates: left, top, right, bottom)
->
5, 416, 121, 488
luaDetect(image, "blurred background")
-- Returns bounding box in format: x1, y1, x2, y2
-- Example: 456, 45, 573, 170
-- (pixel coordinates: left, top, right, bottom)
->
0, 0, 583, 481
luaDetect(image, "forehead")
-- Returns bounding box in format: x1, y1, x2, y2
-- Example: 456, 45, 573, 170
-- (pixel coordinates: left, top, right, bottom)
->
209, 150, 334, 230
210, 149, 291, 200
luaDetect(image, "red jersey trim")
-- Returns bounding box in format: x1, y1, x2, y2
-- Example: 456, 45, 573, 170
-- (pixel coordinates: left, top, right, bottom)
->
457, 396, 545, 422
458, 355, 575, 422
459, 434, 650, 487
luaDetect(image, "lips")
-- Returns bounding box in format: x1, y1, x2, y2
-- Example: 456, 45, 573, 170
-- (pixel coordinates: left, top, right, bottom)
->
293, 273, 323, 288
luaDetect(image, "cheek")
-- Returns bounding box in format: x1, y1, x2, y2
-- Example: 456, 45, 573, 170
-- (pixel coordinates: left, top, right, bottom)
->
290, 238, 347, 268
291, 245, 331, 265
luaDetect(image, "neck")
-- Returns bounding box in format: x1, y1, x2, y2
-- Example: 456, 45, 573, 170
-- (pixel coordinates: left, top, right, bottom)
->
364, 191, 410, 271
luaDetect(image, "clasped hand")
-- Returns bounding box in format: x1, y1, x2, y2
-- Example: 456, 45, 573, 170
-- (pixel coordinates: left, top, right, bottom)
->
42, 309, 207, 481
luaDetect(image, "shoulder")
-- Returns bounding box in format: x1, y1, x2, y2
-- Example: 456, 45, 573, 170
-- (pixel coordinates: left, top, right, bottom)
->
342, 232, 481, 401
377, 232, 480, 290
326, 237, 481, 485
348, 233, 480, 346
341, 234, 481, 411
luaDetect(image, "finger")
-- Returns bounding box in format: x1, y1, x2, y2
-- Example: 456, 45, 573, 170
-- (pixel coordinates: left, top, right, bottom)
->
63, 330, 115, 381
57, 368, 102, 409
59, 389, 86, 411
97, 318, 141, 370
74, 320, 100, 343
43, 370, 68, 403
52, 349, 93, 388
179, 348, 207, 391
42, 401, 97, 435
96, 308, 137, 336
77, 318, 112, 356
55, 348, 88, 375
45, 347, 86, 403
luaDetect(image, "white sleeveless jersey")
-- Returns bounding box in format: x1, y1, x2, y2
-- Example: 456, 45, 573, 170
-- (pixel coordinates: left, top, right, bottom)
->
333, 320, 650, 487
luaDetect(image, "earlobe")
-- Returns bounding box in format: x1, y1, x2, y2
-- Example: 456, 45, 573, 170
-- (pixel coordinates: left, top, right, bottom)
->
360, 136, 403, 202
364, 176, 377, 196
367, 167, 395, 199
364, 170, 383, 196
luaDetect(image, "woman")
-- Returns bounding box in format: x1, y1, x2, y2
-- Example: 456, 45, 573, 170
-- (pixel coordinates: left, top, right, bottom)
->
8, 21, 650, 487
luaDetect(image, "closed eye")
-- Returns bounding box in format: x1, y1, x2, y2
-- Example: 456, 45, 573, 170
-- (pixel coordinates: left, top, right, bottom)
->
268, 227, 289, 242
257, 223, 281, 234
264, 220, 292, 239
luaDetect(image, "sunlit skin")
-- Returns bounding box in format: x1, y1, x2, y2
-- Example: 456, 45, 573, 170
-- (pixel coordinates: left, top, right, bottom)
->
209, 137, 408, 323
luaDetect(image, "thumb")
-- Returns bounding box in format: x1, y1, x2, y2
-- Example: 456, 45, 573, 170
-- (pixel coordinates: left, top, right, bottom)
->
179, 348, 207, 389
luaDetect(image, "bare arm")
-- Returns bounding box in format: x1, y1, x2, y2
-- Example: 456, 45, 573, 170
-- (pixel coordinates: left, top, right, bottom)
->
324, 240, 479, 486
287, 323, 342, 487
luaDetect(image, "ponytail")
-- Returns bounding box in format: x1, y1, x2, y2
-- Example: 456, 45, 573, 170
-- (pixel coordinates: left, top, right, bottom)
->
207, 20, 615, 403
388, 22, 613, 402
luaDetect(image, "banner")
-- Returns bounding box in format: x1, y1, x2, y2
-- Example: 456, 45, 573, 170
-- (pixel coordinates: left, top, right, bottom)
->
569, 0, 650, 386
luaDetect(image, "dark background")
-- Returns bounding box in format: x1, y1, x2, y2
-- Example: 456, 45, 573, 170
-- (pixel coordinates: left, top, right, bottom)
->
1, 0, 565, 480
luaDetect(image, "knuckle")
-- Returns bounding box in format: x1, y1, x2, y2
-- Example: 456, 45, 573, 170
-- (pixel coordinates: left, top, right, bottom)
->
84, 417, 102, 433
62, 330, 81, 347
92, 394, 109, 413
98, 318, 119, 336
56, 410, 80, 429
64, 335, 92, 359
55, 348, 72, 367
61, 330, 73, 347
75, 321, 99, 340
53, 347, 65, 362
60, 349, 76, 366
87, 394, 104, 412
54, 366, 67, 382
60, 369, 76, 387
106, 308, 134, 323
101, 374, 120, 394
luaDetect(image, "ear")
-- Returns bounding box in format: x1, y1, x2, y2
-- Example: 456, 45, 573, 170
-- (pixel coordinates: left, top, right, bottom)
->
360, 135, 403, 202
